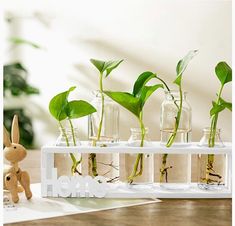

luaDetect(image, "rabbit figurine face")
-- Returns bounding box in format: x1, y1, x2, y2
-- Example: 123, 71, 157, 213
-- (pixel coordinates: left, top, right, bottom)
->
4, 143, 27, 164
3, 115, 32, 203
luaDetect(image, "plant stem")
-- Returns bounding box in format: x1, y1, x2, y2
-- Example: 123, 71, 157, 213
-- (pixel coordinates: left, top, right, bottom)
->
209, 85, 223, 147
166, 85, 183, 147
59, 121, 77, 175
97, 73, 105, 140
159, 153, 168, 182
68, 118, 76, 146
155, 75, 171, 92
155, 75, 179, 111
206, 85, 224, 183
128, 112, 145, 183
90, 72, 105, 177
68, 118, 83, 174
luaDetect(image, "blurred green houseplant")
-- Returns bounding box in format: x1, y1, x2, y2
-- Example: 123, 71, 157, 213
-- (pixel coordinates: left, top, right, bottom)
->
4, 62, 40, 148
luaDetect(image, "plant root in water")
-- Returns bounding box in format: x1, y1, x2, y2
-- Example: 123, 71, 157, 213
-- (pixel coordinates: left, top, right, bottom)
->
128, 153, 144, 184
201, 161, 223, 185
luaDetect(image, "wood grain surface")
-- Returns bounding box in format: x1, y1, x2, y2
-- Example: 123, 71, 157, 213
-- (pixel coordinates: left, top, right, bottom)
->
5, 199, 231, 226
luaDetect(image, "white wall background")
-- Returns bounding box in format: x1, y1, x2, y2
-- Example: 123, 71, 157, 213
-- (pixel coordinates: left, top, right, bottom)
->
3, 0, 232, 148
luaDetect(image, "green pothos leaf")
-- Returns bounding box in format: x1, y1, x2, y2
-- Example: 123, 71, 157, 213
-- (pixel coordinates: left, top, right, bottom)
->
104, 91, 141, 117
174, 50, 198, 86
104, 60, 124, 77
139, 84, 163, 107
215, 61, 232, 86
90, 58, 123, 77
66, 100, 96, 119
219, 97, 232, 111
132, 71, 156, 97
49, 86, 76, 121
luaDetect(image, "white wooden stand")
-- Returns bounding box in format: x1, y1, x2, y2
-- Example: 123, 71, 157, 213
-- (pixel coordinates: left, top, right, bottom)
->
41, 142, 232, 199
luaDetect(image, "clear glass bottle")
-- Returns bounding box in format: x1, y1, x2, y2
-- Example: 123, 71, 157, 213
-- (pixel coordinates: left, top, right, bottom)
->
120, 128, 154, 184
197, 127, 227, 190
55, 125, 82, 177
158, 91, 191, 190
87, 91, 120, 182
160, 91, 192, 146
88, 91, 119, 145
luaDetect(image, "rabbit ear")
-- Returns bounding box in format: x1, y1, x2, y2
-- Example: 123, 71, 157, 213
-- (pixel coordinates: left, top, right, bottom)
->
3, 126, 11, 147
11, 115, 20, 144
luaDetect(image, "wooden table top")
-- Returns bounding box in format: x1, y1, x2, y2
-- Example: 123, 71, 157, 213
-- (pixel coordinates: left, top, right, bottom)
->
4, 151, 232, 226
6, 199, 231, 226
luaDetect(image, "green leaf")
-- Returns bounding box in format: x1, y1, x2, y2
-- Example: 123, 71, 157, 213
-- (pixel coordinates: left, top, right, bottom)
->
140, 84, 163, 107
90, 59, 105, 73
174, 50, 198, 86
66, 100, 96, 119
173, 74, 182, 86
4, 62, 40, 96
90, 58, 123, 76
132, 71, 156, 97
219, 97, 232, 111
25, 85, 40, 95
104, 60, 123, 77
49, 86, 76, 121
104, 91, 141, 117
9, 37, 41, 49
210, 102, 225, 116
215, 62, 232, 86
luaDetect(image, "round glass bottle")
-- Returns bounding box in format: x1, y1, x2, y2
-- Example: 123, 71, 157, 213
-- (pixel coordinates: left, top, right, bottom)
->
120, 128, 154, 184
87, 91, 119, 182
158, 91, 191, 190
55, 125, 82, 177
197, 127, 226, 190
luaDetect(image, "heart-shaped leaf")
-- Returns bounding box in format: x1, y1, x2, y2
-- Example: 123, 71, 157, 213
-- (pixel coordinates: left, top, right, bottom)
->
219, 97, 232, 111
132, 71, 156, 97
66, 100, 96, 119
49, 86, 76, 121
174, 50, 198, 86
90, 59, 105, 73
140, 84, 163, 107
104, 60, 123, 77
215, 62, 232, 86
90, 58, 123, 77
104, 91, 141, 117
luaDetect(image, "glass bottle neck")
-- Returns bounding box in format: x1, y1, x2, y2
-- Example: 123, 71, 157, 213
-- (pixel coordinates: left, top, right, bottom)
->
165, 90, 187, 101
130, 127, 149, 135
203, 127, 221, 136
92, 90, 112, 101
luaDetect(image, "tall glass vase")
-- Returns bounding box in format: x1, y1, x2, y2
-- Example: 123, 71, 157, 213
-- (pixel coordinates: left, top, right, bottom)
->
197, 127, 226, 190
87, 91, 119, 182
158, 91, 192, 190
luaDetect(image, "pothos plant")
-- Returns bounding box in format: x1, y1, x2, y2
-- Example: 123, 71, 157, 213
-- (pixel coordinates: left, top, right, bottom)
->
104, 73, 163, 183
49, 86, 96, 175
89, 59, 123, 177
152, 50, 199, 182
204, 61, 232, 184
